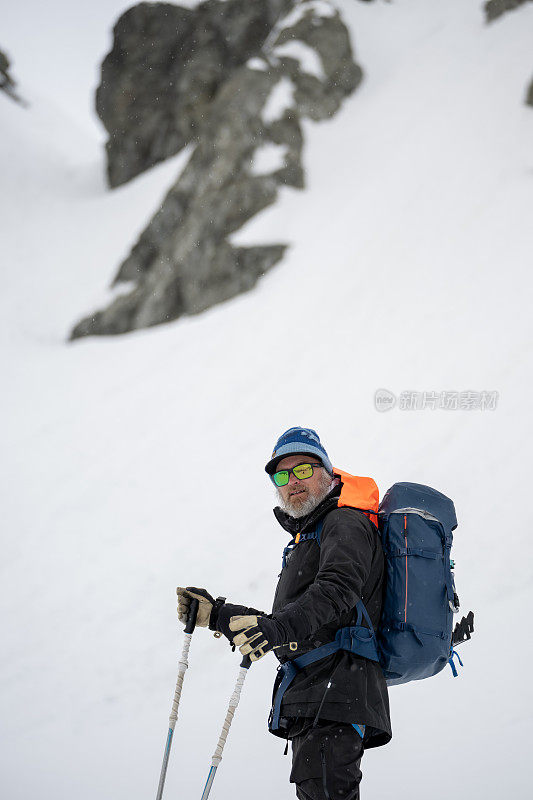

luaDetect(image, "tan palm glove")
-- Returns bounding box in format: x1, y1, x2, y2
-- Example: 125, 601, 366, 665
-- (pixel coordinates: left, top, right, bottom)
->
229, 615, 285, 662
176, 587, 215, 627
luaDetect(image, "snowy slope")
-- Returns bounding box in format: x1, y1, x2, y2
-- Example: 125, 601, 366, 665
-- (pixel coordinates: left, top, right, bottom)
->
1, 1, 533, 798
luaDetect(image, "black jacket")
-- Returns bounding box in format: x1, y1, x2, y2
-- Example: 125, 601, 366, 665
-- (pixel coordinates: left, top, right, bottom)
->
217, 486, 392, 748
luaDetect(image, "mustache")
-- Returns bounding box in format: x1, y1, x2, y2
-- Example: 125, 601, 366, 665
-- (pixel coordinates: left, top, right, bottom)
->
275, 475, 334, 519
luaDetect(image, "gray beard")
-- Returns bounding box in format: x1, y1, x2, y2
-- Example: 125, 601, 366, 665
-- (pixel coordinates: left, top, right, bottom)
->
276, 477, 334, 519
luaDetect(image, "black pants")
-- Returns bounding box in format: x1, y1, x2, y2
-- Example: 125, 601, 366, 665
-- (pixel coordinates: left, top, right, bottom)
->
290, 721, 364, 800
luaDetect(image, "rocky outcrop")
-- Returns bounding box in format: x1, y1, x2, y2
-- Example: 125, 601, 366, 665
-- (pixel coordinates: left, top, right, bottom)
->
71, 0, 361, 338
0, 49, 24, 104
97, 0, 293, 188
526, 78, 533, 106
484, 0, 533, 106
485, 0, 532, 22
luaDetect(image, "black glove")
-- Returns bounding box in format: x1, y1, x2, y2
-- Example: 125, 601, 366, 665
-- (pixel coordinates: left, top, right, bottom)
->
229, 615, 285, 662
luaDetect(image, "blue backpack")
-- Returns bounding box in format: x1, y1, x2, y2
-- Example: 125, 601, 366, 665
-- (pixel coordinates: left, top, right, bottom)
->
377, 482, 461, 684
270, 479, 470, 733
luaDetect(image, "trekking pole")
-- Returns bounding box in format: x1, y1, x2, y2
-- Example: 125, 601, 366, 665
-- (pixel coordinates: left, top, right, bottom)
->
155, 598, 199, 800
200, 654, 252, 800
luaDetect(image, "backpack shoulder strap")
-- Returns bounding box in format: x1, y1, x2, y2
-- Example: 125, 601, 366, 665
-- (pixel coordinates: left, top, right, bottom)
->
296, 519, 324, 546
282, 520, 324, 568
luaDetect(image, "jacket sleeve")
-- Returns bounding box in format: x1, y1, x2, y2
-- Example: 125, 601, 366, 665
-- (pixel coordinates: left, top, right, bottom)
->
271, 507, 376, 642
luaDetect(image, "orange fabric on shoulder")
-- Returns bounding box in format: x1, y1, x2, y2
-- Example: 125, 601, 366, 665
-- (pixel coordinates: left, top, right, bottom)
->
333, 468, 379, 528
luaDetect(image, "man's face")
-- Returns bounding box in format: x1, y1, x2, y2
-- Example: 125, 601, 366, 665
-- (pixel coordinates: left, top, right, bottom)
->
274, 454, 332, 518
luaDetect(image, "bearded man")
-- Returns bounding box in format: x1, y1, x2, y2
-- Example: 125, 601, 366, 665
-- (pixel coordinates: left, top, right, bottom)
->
177, 427, 391, 800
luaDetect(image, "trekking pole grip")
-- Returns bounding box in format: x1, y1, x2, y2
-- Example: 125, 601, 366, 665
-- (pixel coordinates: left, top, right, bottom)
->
168, 599, 199, 729
155, 598, 200, 800
199, 652, 252, 800
211, 654, 251, 766
184, 598, 199, 634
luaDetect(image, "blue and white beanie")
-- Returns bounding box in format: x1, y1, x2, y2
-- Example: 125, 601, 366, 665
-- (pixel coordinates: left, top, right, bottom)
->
265, 427, 333, 475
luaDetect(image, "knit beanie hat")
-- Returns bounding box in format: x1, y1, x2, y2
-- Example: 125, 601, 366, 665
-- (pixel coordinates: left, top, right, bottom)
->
264, 427, 333, 475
